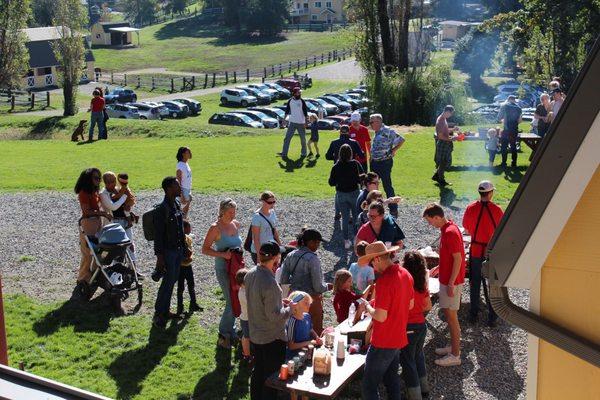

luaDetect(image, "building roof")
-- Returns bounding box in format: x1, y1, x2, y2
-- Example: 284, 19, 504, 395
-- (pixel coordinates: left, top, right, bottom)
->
22, 26, 71, 42
26, 39, 95, 69
439, 20, 480, 26
108, 27, 140, 33
96, 21, 131, 33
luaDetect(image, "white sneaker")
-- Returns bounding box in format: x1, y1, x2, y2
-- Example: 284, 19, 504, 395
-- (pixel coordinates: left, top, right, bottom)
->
344, 240, 352, 249
435, 353, 461, 367
434, 346, 451, 356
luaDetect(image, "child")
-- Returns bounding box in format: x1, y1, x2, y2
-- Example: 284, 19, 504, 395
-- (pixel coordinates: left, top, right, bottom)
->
117, 173, 139, 228
285, 291, 321, 360
333, 269, 371, 323
176, 220, 202, 316
485, 128, 499, 167
348, 241, 375, 294
236, 268, 252, 363
400, 251, 432, 399
307, 113, 320, 158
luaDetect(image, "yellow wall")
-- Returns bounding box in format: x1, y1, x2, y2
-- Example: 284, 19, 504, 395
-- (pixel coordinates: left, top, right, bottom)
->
537, 166, 600, 399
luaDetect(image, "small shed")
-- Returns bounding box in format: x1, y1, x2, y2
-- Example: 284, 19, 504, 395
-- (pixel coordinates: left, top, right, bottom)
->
90, 22, 140, 47
439, 20, 480, 41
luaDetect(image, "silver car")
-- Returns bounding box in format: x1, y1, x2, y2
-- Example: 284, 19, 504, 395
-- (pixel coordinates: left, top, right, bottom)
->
130, 102, 162, 120
105, 103, 140, 119
234, 110, 279, 128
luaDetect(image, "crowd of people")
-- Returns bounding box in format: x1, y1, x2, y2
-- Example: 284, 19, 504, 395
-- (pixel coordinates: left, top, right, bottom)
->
73, 94, 511, 399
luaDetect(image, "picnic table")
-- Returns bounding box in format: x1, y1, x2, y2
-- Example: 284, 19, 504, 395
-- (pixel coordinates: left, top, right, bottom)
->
518, 132, 542, 160
266, 316, 371, 400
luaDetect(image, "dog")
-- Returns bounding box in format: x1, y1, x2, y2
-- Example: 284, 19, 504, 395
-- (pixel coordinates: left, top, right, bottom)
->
71, 120, 87, 142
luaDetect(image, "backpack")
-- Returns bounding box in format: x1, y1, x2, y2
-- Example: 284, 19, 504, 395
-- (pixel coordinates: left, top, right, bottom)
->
142, 203, 168, 241
243, 212, 275, 252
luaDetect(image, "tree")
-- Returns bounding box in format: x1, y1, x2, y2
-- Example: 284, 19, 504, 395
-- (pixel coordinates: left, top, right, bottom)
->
0, 0, 30, 89
123, 0, 159, 26
223, 0, 241, 33
453, 29, 500, 82
243, 0, 287, 37
52, 0, 88, 116
170, 0, 188, 14
431, 0, 465, 20
30, 0, 54, 27
377, 0, 396, 69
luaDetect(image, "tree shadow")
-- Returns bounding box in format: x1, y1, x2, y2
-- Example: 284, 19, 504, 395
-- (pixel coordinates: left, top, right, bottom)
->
278, 156, 306, 172
33, 294, 115, 336
438, 185, 460, 210
108, 318, 189, 400
26, 116, 69, 139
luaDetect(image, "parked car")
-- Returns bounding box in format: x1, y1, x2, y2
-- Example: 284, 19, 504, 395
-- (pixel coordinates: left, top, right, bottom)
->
247, 84, 279, 101
346, 88, 368, 97
162, 100, 189, 118
130, 102, 161, 120
326, 115, 351, 125
141, 101, 169, 119
104, 88, 137, 104
236, 86, 271, 105
105, 103, 140, 119
316, 118, 341, 130
174, 98, 202, 115
469, 104, 500, 122
275, 78, 301, 91
345, 92, 370, 106
208, 112, 263, 128
319, 96, 352, 112
249, 107, 286, 126
264, 82, 291, 99
220, 88, 258, 107
325, 93, 361, 110
234, 110, 279, 128
305, 98, 338, 116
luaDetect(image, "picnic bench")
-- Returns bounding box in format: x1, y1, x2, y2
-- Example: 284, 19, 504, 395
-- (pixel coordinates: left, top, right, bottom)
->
518, 132, 542, 160
266, 316, 371, 400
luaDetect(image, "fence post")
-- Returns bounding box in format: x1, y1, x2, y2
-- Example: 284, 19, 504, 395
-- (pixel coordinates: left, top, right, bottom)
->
313, 56, 316, 67
110, 71, 114, 84
192, 76, 196, 89
46, 91, 50, 107
279, 64, 282, 75
124, 74, 127, 86
305, 58, 308, 69
30, 92, 35, 109
263, 67, 267, 79
204, 74, 208, 89
10, 95, 15, 111
321, 53, 324, 64
262, 77, 265, 83
288, 61, 292, 73
152, 76, 155, 90
246, 69, 249, 82
297, 59, 300, 70
171, 78, 174, 92
271, 65, 275, 77
342, 48, 346, 60
233, 71, 237, 83
225, 71, 229, 84
328, 52, 331, 62
212, 73, 216, 87
137, 76, 141, 88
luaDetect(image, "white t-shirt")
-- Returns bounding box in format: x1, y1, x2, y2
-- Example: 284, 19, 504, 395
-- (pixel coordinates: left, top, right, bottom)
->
176, 161, 192, 189
250, 210, 277, 253
238, 286, 248, 321
288, 98, 306, 124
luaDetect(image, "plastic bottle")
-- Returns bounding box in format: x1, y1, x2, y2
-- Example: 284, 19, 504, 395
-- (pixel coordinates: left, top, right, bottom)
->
348, 302, 356, 326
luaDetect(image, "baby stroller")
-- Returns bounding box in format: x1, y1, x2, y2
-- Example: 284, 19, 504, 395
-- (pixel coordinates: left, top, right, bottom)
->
76, 219, 143, 312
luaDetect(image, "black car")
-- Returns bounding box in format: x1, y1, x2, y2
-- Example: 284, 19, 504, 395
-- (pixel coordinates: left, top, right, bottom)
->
174, 98, 202, 115
316, 119, 341, 130
208, 112, 263, 128
104, 88, 137, 104
325, 93, 361, 110
162, 101, 189, 118
248, 107, 286, 126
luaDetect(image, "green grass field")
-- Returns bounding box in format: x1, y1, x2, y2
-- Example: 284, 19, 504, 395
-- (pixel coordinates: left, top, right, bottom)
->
92, 18, 350, 73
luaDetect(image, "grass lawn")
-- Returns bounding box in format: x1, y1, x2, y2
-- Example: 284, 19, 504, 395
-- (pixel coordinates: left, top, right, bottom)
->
92, 18, 351, 73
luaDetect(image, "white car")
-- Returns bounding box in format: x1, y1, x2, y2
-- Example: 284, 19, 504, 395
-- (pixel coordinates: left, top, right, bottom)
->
105, 104, 139, 119
130, 102, 161, 120
220, 88, 257, 107
141, 101, 169, 118
247, 84, 279, 101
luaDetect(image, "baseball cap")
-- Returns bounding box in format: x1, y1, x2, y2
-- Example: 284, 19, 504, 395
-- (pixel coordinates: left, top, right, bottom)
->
259, 240, 281, 257
301, 228, 327, 243
478, 180, 495, 193
340, 125, 350, 134
350, 111, 361, 122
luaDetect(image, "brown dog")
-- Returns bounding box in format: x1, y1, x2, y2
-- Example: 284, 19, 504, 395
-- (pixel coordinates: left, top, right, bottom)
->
71, 120, 87, 142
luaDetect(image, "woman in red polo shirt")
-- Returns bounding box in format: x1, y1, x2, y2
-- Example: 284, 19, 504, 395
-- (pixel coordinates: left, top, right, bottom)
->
88, 90, 106, 141
74, 168, 111, 295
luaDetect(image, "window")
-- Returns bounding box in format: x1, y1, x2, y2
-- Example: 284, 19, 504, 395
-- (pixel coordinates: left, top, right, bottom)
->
296, 3, 300, 8
303, 2, 308, 8
315, 1, 322, 6
312, 14, 318, 20
96, 34, 101, 39
326, 1, 331, 7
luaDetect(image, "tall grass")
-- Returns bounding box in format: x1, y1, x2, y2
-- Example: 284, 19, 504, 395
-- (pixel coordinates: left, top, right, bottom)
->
366, 64, 469, 125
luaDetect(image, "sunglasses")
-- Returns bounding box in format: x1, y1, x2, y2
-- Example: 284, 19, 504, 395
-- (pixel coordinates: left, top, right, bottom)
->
265, 200, 276, 205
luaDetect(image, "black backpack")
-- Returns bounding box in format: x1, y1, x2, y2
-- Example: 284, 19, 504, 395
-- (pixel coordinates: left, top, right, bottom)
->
142, 203, 168, 241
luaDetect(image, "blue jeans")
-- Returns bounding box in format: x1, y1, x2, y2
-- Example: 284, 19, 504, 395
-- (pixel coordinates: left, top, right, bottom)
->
89, 111, 106, 141
400, 323, 427, 398
154, 249, 183, 316
371, 158, 397, 214
215, 263, 237, 339
469, 257, 497, 323
336, 190, 359, 240
281, 122, 307, 157
362, 345, 401, 400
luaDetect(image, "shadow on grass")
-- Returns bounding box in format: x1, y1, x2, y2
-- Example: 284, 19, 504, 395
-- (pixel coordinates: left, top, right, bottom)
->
154, 18, 286, 47
33, 293, 115, 336
26, 116, 70, 139
109, 318, 189, 400
278, 156, 306, 172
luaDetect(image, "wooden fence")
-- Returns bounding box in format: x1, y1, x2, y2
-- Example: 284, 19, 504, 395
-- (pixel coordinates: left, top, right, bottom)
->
96, 48, 353, 93
0, 89, 51, 111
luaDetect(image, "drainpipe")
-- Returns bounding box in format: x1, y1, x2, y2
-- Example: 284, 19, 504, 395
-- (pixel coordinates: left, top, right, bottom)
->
0, 275, 8, 365
484, 261, 600, 368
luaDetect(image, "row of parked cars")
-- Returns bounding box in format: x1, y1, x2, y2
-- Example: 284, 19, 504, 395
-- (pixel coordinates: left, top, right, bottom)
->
102, 89, 202, 120
470, 81, 545, 123
209, 86, 370, 129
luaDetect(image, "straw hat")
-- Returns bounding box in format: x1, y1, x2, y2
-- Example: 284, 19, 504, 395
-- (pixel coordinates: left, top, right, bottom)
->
358, 241, 399, 265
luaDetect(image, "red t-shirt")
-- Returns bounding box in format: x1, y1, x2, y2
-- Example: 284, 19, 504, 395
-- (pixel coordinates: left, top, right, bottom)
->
91, 96, 105, 113
371, 264, 414, 349
78, 191, 100, 212
333, 289, 361, 323
407, 289, 429, 324
438, 220, 466, 286
462, 201, 504, 258
349, 124, 371, 164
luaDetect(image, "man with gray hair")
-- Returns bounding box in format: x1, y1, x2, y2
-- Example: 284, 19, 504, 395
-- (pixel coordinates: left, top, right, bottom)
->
497, 94, 522, 168
369, 114, 405, 218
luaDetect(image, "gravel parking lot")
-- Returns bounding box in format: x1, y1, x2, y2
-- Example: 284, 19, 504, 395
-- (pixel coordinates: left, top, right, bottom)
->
0, 192, 527, 399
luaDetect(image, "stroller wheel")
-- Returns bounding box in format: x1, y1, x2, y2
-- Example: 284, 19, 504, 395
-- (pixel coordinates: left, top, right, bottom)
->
109, 294, 125, 316
71, 281, 98, 302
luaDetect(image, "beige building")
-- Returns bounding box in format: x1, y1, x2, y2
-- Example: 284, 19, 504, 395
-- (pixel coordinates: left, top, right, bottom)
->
289, 0, 346, 23
439, 20, 480, 41
90, 22, 140, 47
22, 27, 95, 89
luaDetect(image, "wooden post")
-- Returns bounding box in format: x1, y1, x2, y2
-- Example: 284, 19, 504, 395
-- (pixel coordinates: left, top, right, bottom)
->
271, 65, 275, 77
305, 58, 308, 69
137, 76, 141, 88
279, 64, 282, 75
263, 67, 267, 79
212, 73, 216, 87
225, 71, 229, 84
171, 78, 174, 92
204, 74, 208, 88
288, 61, 292, 73
110, 71, 114, 84
246, 69, 250, 82
342, 48, 346, 60
313, 55, 316, 67
30, 92, 35, 109
233, 71, 237, 83
46, 91, 50, 107
297, 59, 300, 70
124, 74, 127, 86
321, 53, 324, 64
192, 76, 196, 89
10, 95, 15, 112
262, 77, 265, 83
0, 275, 8, 365
152, 76, 155, 90
328, 52, 331, 62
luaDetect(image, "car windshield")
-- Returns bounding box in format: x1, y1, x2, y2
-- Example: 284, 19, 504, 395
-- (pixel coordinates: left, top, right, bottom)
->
251, 111, 269, 119
324, 96, 342, 104
269, 108, 285, 117
272, 83, 286, 91
235, 114, 254, 123
313, 99, 329, 107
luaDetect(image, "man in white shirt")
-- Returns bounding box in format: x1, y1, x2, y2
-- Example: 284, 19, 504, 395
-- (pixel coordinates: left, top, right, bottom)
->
279, 87, 308, 159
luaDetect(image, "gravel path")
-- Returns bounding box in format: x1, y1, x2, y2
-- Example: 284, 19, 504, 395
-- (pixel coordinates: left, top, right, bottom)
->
0, 192, 527, 399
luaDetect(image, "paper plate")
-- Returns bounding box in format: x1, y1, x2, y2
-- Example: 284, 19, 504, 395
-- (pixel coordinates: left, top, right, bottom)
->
428, 277, 440, 295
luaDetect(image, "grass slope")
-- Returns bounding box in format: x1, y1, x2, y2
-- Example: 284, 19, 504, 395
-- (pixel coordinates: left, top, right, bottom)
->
93, 18, 350, 73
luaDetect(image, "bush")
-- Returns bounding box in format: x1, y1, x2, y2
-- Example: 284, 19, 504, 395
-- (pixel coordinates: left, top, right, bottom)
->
366, 64, 469, 126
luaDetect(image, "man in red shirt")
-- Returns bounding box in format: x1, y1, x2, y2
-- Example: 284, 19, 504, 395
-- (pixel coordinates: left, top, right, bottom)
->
349, 111, 371, 173
357, 241, 414, 400
423, 203, 465, 367
462, 180, 504, 326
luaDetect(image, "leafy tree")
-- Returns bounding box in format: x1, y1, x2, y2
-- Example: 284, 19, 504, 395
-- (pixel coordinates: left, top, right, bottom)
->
123, 0, 159, 25
453, 28, 500, 82
0, 0, 30, 89
170, 0, 188, 13
52, 0, 88, 116
431, 0, 465, 20
30, 0, 54, 27
222, 0, 241, 33
243, 0, 287, 37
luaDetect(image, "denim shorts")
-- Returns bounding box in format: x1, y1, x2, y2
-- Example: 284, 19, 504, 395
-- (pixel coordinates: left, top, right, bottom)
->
240, 319, 250, 338
181, 187, 192, 202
